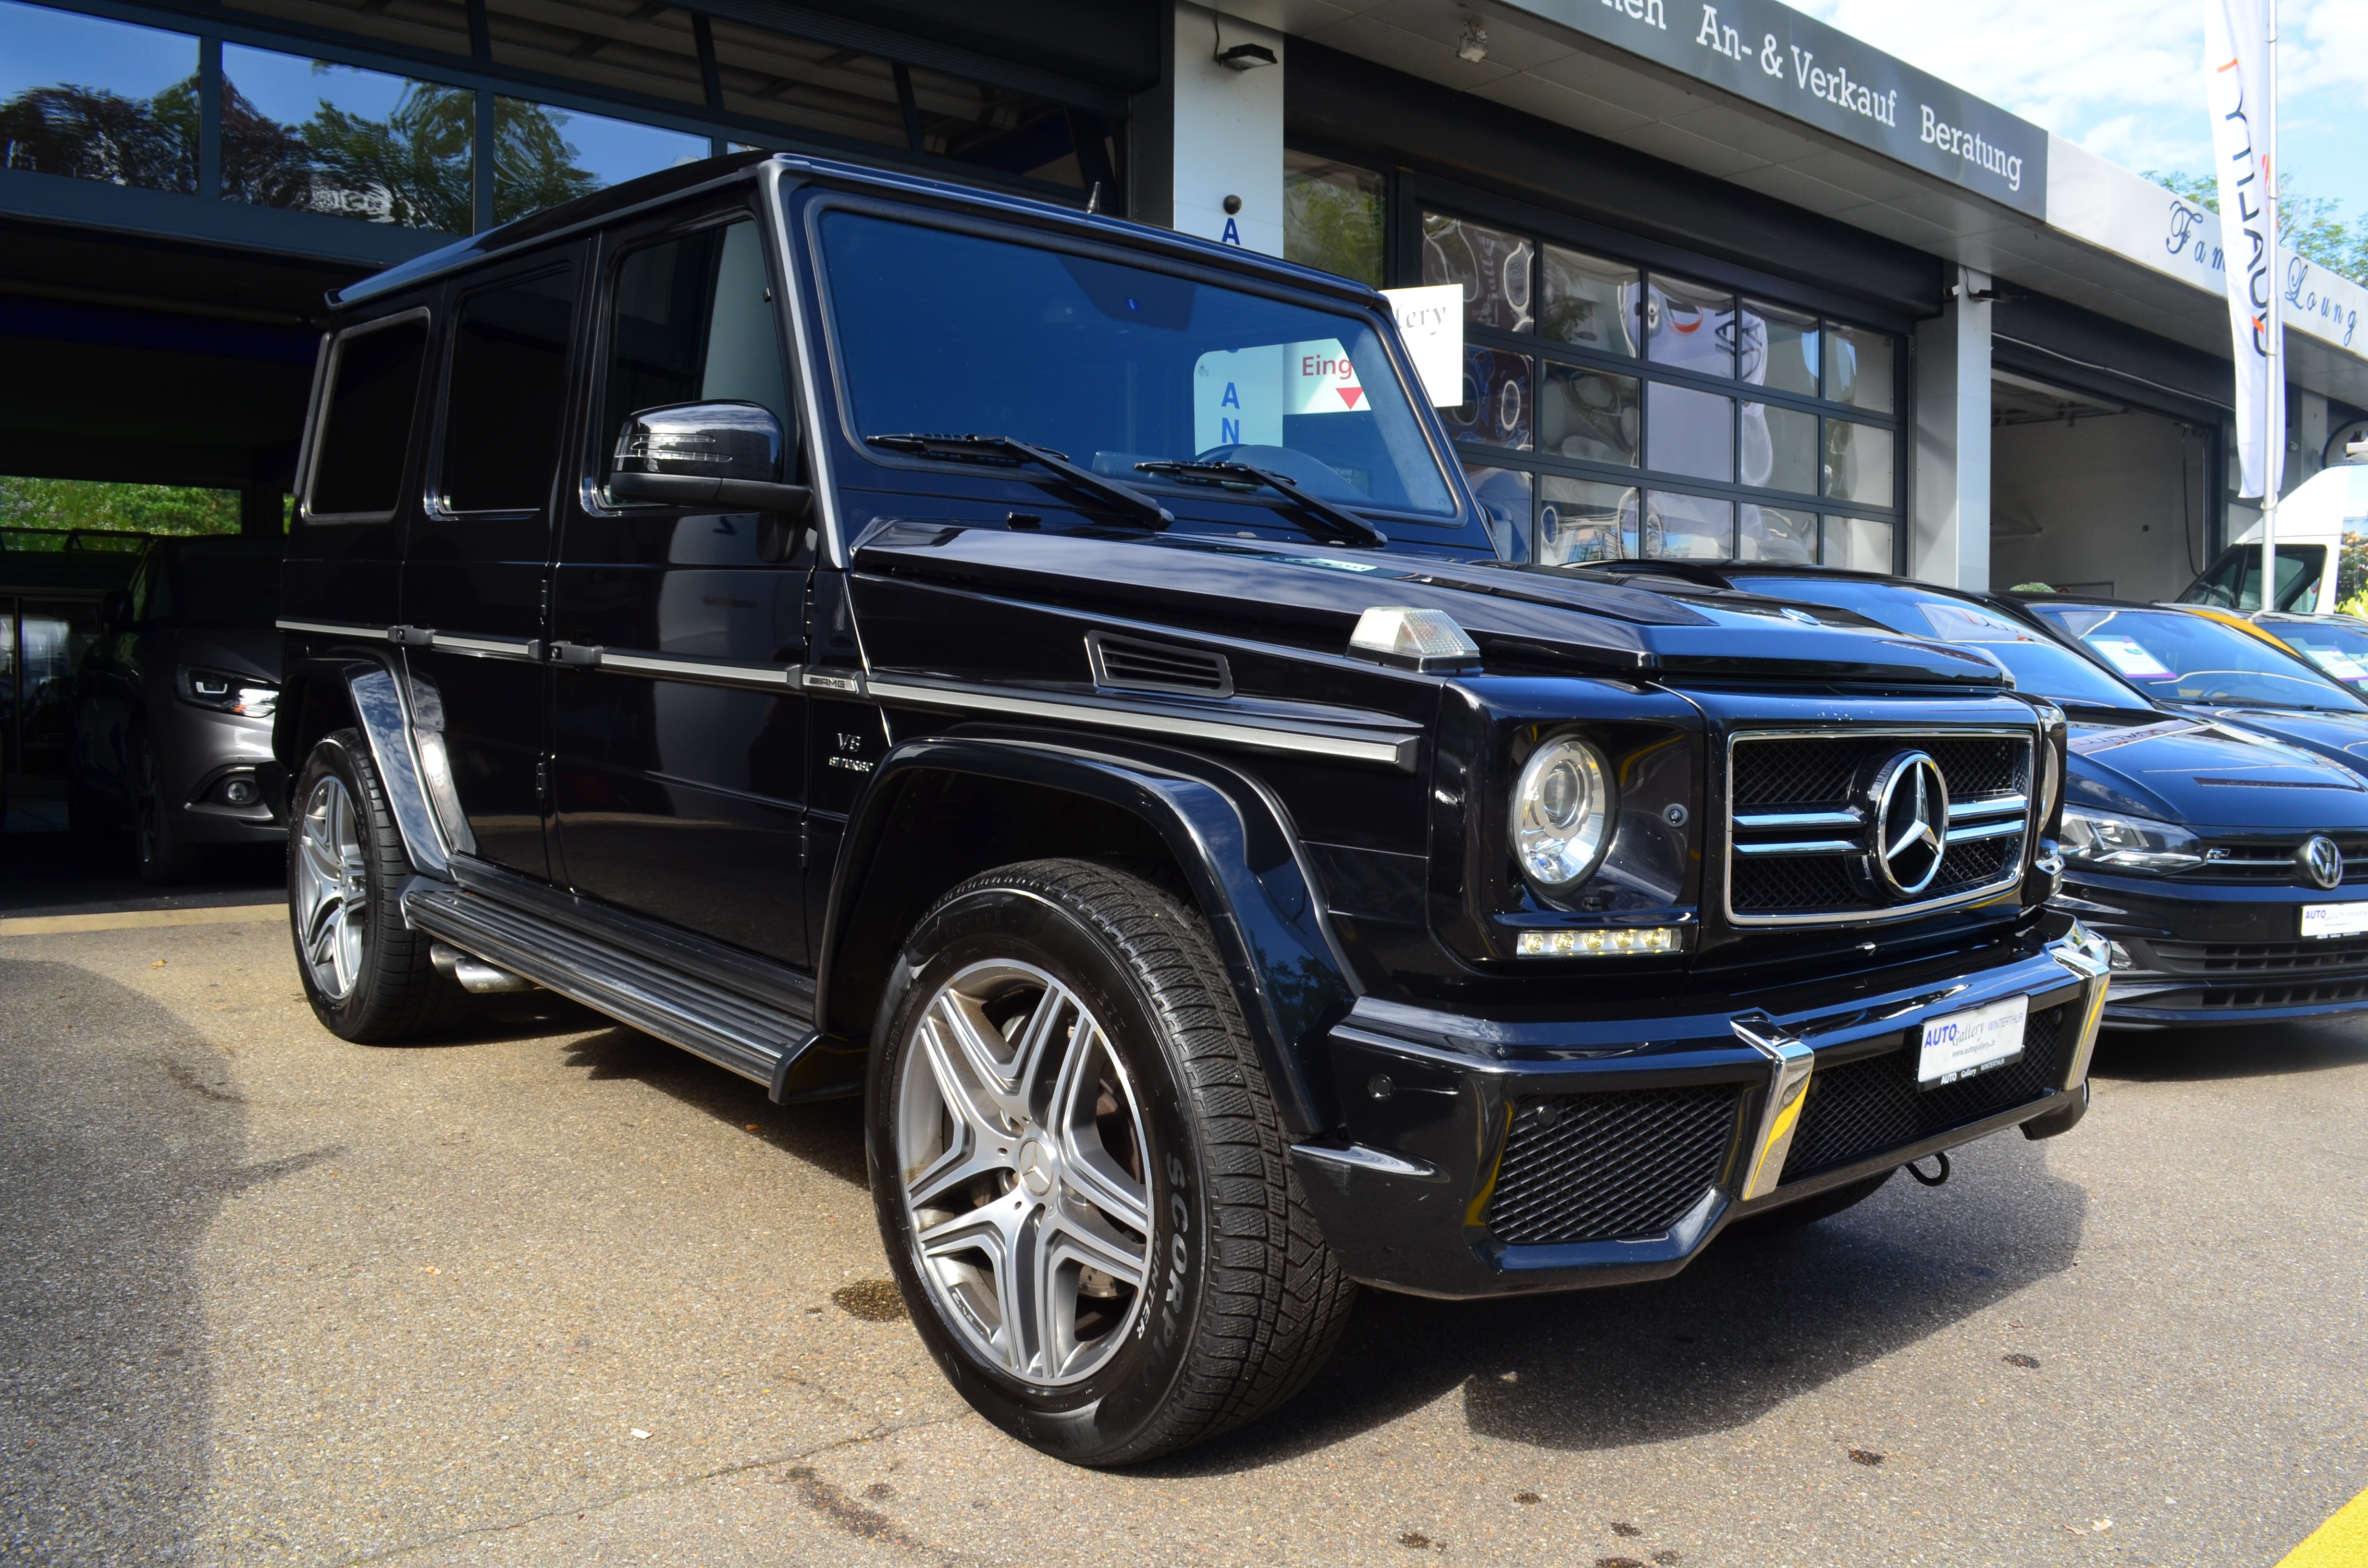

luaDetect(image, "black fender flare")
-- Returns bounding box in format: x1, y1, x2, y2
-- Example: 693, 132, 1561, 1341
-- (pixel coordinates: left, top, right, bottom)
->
814, 730, 1360, 1139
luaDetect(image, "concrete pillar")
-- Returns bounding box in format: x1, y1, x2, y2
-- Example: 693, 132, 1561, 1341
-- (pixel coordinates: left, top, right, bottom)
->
1129, 3, 1283, 256
1912, 266, 1993, 589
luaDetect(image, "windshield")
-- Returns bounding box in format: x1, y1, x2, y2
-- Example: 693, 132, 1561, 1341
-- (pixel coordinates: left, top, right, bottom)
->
816, 211, 1458, 519
2178, 543, 2325, 612
2025, 602, 2368, 712
2263, 618, 2368, 693
1730, 576, 2154, 710
171, 546, 283, 628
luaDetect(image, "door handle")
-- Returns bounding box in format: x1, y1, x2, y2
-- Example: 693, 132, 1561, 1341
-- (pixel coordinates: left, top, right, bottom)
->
550, 641, 604, 669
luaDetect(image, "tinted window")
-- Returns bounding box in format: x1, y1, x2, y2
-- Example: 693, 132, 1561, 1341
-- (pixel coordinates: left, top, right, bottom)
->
2178, 543, 2325, 612
600, 220, 788, 477
1739, 575, 2154, 710
443, 270, 576, 512
310, 318, 429, 516
173, 545, 285, 627
2027, 603, 2368, 712
820, 211, 1457, 517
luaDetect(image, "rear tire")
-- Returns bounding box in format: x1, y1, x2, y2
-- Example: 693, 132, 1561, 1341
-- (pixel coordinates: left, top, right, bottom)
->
1725, 1168, 1895, 1238
288, 729, 467, 1042
867, 858, 1357, 1466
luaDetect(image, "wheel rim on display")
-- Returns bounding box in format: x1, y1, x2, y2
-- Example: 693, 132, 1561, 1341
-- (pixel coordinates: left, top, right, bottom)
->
295, 774, 369, 1002
895, 959, 1154, 1388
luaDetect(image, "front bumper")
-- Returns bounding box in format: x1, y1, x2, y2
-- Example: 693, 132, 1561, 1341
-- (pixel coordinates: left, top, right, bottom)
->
1288, 925, 2110, 1298
2058, 871, 2368, 1027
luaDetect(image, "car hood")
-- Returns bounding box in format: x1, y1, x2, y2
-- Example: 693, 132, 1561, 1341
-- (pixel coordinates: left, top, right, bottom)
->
850, 525, 2013, 688
2065, 714, 2368, 830
2179, 703, 2368, 783
166, 626, 281, 683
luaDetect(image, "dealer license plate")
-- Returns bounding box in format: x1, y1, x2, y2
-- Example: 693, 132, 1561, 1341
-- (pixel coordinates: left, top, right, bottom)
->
2301, 904, 2368, 939
1917, 994, 2030, 1087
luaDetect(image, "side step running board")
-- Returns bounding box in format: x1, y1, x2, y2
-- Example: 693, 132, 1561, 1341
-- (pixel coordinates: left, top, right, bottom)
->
402, 882, 817, 1093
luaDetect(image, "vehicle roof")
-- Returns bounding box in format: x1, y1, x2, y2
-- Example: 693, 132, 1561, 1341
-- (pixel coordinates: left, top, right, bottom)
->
332, 152, 1391, 315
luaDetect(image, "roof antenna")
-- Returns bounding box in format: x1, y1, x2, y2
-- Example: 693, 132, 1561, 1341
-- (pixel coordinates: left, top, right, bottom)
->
1086, 180, 1103, 216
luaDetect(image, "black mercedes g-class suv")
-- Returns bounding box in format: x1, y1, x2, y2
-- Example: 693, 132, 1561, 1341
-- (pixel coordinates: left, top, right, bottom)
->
274, 151, 2109, 1466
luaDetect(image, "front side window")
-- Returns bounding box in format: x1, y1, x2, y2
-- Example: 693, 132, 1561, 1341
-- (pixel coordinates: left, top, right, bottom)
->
817, 211, 1458, 520
308, 316, 430, 518
1422, 211, 1903, 571
443, 269, 576, 512
599, 219, 789, 487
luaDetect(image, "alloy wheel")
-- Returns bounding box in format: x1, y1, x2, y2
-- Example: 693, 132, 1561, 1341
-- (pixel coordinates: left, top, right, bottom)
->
895, 960, 1153, 1387
295, 773, 369, 1002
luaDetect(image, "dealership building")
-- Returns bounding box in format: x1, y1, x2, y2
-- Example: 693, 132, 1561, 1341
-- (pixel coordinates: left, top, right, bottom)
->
3, 0, 2366, 598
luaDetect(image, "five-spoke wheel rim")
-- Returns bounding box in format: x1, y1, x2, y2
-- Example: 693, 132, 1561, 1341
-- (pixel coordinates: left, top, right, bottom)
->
895, 960, 1153, 1388
294, 774, 368, 1002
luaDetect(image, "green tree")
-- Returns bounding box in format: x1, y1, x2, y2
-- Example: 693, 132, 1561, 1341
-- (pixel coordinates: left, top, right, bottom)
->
1284, 165, 1384, 287
0, 478, 242, 537
0, 75, 198, 193
2147, 169, 2368, 285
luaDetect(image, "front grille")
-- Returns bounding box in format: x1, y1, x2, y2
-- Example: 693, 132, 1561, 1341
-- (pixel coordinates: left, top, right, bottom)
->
1780, 1004, 2066, 1182
2147, 937, 2368, 976
1485, 1084, 1742, 1246
2172, 838, 2368, 885
1727, 730, 2033, 924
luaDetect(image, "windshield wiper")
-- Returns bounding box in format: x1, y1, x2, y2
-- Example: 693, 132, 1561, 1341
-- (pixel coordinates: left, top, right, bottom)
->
1132, 459, 1388, 548
865, 433, 1172, 528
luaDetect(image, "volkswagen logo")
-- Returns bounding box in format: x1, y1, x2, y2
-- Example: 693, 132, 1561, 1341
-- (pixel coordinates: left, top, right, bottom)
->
1861, 751, 1951, 899
2301, 834, 2345, 892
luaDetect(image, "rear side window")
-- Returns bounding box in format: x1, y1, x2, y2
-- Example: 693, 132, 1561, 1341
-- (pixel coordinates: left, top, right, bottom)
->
599, 219, 789, 480
309, 316, 430, 518
442, 270, 577, 513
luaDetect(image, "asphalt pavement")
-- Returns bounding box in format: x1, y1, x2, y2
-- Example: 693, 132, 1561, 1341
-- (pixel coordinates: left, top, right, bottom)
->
1, 914, 2362, 1566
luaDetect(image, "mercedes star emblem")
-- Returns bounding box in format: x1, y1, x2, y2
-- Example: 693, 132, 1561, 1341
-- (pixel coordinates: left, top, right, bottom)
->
2301, 834, 2345, 892
1865, 750, 1950, 899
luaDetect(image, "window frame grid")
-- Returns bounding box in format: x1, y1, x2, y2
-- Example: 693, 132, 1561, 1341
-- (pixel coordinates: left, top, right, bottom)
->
1385, 174, 1911, 573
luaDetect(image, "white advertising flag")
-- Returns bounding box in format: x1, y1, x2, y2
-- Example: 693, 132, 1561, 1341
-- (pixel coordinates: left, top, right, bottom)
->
2203, 0, 2282, 502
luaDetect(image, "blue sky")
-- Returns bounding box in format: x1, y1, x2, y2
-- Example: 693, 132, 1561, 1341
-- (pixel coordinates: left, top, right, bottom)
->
1797, 0, 2368, 221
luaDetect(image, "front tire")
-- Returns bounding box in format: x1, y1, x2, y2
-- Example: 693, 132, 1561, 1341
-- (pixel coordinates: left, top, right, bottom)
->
288, 729, 466, 1042
868, 858, 1357, 1466
130, 726, 199, 884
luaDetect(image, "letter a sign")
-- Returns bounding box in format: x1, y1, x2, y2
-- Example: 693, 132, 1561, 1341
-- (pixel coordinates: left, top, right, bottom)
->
2204, 0, 2282, 502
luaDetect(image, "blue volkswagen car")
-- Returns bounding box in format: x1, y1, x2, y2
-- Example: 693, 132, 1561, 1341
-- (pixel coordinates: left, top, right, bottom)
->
1569, 563, 2368, 1027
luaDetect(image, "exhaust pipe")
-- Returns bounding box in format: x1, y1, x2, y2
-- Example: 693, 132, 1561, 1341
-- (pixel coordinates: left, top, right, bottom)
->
430, 942, 537, 994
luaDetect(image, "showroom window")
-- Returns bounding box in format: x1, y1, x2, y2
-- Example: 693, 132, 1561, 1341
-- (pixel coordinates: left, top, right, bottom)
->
1284, 149, 1384, 287
1421, 210, 1903, 570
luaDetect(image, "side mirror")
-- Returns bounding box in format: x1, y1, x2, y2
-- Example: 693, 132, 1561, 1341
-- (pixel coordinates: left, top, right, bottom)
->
100, 590, 131, 632
610, 402, 812, 519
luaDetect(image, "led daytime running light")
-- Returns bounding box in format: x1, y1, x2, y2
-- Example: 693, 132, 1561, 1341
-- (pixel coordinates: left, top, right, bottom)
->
1516, 927, 1680, 957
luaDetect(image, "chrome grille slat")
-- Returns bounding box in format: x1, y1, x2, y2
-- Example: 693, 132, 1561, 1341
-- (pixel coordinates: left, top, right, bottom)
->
1727, 728, 2035, 926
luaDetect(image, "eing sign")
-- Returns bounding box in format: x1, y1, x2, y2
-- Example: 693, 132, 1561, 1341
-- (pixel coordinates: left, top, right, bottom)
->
1193, 339, 1367, 451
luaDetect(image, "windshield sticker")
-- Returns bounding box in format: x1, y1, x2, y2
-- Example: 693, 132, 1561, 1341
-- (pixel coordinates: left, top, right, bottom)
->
2084, 635, 2175, 679
2305, 648, 2368, 682
1193, 339, 1367, 453
2067, 719, 2202, 755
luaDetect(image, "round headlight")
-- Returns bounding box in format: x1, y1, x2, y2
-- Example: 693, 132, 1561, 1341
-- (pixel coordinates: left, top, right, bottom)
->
1510, 736, 1614, 889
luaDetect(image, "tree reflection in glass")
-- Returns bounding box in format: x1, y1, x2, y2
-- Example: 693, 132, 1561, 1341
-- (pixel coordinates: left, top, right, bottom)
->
0, 2, 199, 193
224, 48, 478, 229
